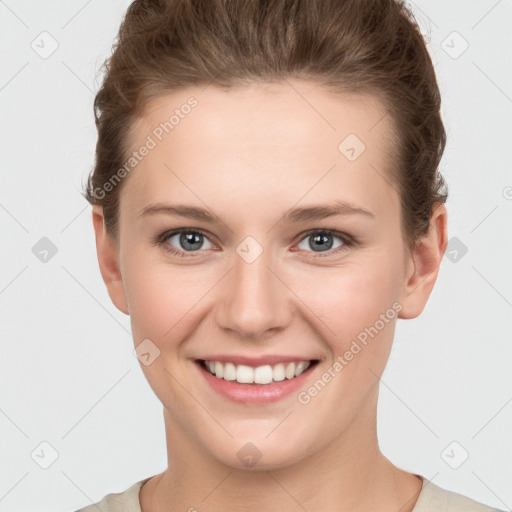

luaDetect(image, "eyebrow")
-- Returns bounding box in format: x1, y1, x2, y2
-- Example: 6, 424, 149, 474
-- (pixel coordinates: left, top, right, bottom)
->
139, 200, 374, 223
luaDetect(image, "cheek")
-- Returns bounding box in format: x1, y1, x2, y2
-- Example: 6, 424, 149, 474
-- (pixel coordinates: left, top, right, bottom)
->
124, 258, 209, 345
123, 260, 212, 406
290, 260, 402, 422
292, 258, 401, 348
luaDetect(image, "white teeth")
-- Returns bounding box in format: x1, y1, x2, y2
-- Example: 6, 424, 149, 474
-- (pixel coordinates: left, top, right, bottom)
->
223, 362, 237, 381
285, 362, 296, 379
254, 365, 273, 384
214, 361, 224, 379
203, 360, 312, 385
272, 363, 286, 382
295, 361, 309, 377
236, 364, 254, 383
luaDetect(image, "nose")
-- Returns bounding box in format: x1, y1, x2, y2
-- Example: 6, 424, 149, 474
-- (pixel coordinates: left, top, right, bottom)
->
214, 247, 293, 340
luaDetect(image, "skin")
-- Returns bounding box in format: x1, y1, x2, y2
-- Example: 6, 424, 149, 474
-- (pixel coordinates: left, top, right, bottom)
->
92, 79, 447, 512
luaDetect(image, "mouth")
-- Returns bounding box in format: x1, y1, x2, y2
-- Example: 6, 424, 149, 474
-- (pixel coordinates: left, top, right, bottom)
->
198, 359, 319, 385
194, 358, 320, 404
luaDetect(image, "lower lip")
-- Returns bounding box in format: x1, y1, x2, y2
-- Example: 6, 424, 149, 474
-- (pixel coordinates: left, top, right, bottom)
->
196, 360, 318, 405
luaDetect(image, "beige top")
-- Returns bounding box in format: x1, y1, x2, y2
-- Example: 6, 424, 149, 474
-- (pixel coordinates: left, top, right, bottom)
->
75, 474, 505, 512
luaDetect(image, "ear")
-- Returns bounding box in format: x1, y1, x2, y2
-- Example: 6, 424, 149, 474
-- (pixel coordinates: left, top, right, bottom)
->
91, 206, 129, 315
398, 203, 448, 319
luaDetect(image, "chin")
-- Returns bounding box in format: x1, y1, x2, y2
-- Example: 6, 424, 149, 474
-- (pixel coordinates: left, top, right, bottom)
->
208, 437, 314, 472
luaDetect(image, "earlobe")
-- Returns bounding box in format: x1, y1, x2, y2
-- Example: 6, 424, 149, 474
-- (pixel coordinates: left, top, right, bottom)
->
91, 206, 129, 315
398, 203, 448, 319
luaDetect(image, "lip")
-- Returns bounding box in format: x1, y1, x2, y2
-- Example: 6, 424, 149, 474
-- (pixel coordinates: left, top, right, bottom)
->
194, 358, 319, 405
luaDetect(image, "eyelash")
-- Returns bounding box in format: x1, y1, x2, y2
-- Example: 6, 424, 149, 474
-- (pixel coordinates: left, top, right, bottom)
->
155, 228, 355, 259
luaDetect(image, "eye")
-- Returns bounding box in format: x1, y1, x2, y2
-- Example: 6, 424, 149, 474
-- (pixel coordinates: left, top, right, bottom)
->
156, 228, 354, 259
295, 229, 352, 256
157, 228, 215, 257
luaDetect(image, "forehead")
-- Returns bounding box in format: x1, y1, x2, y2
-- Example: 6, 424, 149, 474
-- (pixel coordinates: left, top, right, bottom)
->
133, 80, 392, 151
121, 80, 399, 222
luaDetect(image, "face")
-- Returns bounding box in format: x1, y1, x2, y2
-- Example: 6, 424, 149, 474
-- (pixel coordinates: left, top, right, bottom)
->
94, 79, 444, 470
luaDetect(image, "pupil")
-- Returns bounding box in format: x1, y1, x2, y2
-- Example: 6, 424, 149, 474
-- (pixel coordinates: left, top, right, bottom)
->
311, 233, 333, 251
181, 232, 202, 251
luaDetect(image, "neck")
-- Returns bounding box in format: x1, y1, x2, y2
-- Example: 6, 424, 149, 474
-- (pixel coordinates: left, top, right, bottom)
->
140, 395, 422, 512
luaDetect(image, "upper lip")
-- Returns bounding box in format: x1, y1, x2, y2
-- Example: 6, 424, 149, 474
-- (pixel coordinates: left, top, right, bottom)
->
196, 355, 319, 367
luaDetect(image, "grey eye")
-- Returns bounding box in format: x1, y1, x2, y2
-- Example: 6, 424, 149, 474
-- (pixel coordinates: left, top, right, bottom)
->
166, 231, 214, 252
297, 232, 344, 253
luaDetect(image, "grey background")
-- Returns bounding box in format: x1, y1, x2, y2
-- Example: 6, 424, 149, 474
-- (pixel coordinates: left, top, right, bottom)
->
0, 1, 511, 511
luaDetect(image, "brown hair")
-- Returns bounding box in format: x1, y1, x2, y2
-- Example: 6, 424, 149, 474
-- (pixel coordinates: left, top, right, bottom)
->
82, 0, 447, 251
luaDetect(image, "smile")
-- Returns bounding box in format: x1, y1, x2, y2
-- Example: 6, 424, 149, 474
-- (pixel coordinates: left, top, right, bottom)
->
202, 359, 314, 385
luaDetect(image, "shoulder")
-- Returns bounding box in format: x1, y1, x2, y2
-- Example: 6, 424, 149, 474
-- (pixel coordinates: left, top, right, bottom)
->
74, 477, 152, 512
413, 476, 506, 512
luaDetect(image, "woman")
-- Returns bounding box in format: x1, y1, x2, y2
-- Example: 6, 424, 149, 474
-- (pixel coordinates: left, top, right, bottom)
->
76, 0, 504, 510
